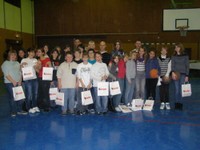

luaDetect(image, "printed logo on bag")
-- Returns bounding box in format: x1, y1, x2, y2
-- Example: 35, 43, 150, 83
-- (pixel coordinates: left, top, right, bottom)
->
56, 97, 62, 101
99, 88, 107, 90
50, 93, 56, 96
144, 104, 151, 107
44, 73, 52, 75
111, 87, 118, 90
183, 90, 190, 92
135, 105, 142, 107
24, 73, 33, 75
16, 92, 23, 95
84, 96, 91, 100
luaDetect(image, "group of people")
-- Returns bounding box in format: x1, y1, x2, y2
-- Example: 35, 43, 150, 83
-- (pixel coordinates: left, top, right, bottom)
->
1, 39, 189, 117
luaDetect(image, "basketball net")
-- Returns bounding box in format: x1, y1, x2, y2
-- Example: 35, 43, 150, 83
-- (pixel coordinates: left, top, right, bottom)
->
176, 26, 189, 37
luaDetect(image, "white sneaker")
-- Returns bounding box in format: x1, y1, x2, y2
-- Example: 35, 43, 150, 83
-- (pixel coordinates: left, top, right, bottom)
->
165, 103, 171, 110
160, 102, 165, 110
115, 107, 122, 112
33, 107, 40, 112
29, 108, 36, 114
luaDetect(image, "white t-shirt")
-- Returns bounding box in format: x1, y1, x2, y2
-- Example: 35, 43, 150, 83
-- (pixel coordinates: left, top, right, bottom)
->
90, 62, 109, 87
77, 62, 92, 87
21, 57, 38, 80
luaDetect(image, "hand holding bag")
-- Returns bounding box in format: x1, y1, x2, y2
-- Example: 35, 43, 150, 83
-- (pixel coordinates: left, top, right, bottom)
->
97, 82, 109, 96
49, 88, 58, 100
109, 81, 121, 96
22, 66, 34, 80
182, 82, 192, 97
55, 92, 64, 106
81, 90, 93, 105
42, 67, 53, 81
12, 86, 26, 101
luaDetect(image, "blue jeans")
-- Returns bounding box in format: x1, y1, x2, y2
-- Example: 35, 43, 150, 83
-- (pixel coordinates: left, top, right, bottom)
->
112, 78, 124, 107
60, 88, 75, 112
94, 87, 108, 113
125, 78, 135, 105
135, 71, 146, 99
5, 83, 23, 113
174, 74, 185, 103
24, 79, 38, 110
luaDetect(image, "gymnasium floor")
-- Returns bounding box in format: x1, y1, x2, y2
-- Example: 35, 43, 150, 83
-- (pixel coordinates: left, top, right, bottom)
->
0, 78, 200, 150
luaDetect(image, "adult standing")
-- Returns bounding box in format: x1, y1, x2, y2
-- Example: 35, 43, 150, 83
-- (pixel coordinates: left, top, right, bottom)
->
171, 43, 189, 110
1, 50, 26, 117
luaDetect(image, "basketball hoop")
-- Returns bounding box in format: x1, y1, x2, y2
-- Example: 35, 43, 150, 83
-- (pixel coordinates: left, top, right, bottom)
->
176, 26, 189, 37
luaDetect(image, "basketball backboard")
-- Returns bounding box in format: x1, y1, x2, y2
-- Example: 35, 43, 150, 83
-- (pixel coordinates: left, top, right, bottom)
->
163, 8, 200, 31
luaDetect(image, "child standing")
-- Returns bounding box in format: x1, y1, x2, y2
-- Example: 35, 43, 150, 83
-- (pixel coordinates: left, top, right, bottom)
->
135, 47, 146, 99
90, 52, 109, 115
145, 49, 160, 100
125, 51, 137, 105
57, 52, 78, 115
21, 48, 40, 113
76, 53, 92, 115
158, 46, 171, 109
37, 48, 52, 112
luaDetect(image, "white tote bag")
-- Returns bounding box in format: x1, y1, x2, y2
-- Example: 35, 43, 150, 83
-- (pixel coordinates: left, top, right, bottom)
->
55, 92, 64, 106
49, 88, 58, 100
143, 98, 154, 111
22, 67, 34, 80
109, 81, 121, 96
81, 90, 93, 105
182, 83, 192, 97
42, 67, 53, 81
12, 86, 26, 101
97, 82, 109, 96
131, 99, 144, 111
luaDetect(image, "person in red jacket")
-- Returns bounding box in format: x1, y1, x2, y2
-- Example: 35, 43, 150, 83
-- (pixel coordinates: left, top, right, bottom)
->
108, 55, 126, 112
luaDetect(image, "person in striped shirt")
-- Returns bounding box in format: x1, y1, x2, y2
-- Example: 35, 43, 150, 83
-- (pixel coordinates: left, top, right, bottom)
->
135, 47, 147, 100
158, 46, 171, 110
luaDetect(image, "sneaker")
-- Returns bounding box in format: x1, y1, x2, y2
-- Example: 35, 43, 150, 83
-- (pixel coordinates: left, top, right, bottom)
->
77, 111, 83, 115
88, 109, 95, 114
18, 111, 28, 115
96, 112, 101, 115
33, 107, 40, 113
29, 108, 36, 114
61, 111, 67, 116
166, 103, 171, 110
69, 110, 75, 115
160, 102, 165, 110
11, 113, 16, 117
115, 107, 121, 112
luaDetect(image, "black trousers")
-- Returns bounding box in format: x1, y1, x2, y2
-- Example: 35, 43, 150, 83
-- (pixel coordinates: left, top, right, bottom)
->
38, 78, 50, 109
159, 82, 169, 103
146, 78, 158, 100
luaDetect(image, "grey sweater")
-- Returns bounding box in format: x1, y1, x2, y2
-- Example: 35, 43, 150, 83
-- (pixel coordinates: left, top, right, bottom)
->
126, 59, 136, 81
171, 54, 189, 76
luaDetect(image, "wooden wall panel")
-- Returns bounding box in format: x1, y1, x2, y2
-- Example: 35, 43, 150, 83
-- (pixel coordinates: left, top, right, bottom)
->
34, 0, 200, 60
0, 28, 35, 76
34, 0, 200, 41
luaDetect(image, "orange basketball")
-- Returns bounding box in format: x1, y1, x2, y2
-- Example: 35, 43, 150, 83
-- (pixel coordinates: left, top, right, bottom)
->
150, 69, 158, 78
172, 72, 180, 80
